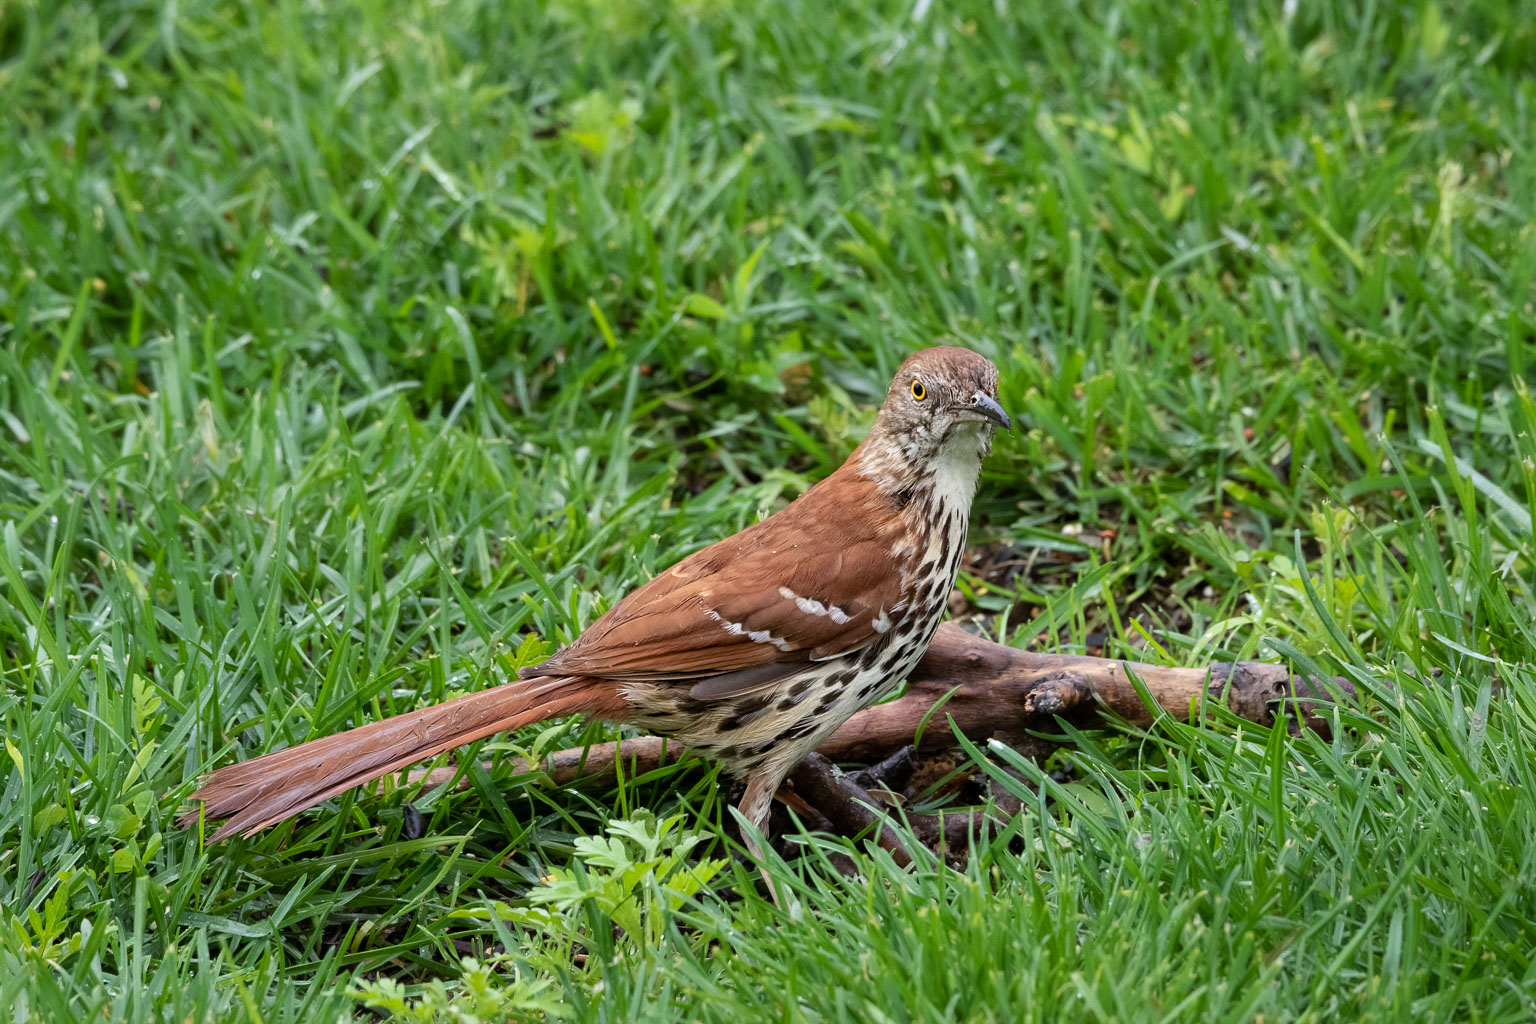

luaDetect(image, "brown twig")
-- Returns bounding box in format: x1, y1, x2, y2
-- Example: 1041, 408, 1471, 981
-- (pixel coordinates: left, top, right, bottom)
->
822, 622, 1357, 766
788, 754, 915, 865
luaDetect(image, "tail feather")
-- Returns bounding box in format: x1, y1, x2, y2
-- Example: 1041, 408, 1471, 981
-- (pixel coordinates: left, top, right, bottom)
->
183, 676, 624, 841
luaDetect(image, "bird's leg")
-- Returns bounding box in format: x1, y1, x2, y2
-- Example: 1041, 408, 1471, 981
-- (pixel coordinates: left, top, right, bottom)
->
737, 770, 788, 907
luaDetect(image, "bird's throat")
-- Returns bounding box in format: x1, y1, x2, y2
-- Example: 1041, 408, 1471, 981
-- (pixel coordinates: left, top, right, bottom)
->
854, 425, 987, 524
927, 429, 987, 515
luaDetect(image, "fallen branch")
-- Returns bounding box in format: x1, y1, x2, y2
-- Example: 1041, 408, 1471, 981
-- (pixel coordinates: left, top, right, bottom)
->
411, 622, 1355, 801
786, 749, 995, 868
821, 621, 1356, 764
788, 754, 915, 864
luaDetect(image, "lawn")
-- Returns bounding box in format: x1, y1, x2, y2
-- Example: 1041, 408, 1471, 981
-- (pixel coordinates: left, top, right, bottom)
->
3, 0, 1535, 1020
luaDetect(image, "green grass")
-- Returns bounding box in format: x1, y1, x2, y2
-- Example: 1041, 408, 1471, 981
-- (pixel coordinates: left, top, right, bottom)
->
3, 0, 1535, 1019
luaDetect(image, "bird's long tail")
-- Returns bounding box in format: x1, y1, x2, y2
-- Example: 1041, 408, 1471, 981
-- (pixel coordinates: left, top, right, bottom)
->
182, 676, 626, 841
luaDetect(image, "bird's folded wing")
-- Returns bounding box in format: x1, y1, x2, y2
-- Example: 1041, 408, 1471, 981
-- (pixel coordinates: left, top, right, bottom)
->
526, 507, 910, 697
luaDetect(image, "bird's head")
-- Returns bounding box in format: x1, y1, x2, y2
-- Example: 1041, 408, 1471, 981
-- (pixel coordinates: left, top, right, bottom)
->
852, 346, 1009, 500
871, 346, 1009, 455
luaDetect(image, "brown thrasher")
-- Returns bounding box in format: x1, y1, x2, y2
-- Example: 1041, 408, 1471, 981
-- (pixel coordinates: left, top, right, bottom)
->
185, 346, 1009, 868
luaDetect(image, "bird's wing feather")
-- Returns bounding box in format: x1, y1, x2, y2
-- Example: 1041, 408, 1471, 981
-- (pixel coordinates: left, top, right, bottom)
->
527, 473, 911, 697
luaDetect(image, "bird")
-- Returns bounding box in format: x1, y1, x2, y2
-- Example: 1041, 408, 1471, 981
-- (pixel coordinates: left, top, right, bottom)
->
183, 346, 1010, 877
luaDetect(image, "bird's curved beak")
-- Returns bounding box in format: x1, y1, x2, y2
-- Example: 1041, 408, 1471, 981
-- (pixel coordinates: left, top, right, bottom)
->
961, 391, 1011, 431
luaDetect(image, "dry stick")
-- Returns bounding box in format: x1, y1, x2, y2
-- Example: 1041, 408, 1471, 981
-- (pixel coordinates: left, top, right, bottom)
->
788, 748, 994, 867
788, 753, 915, 866
410, 625, 1353, 785
410, 624, 1357, 848
821, 621, 1356, 764
799, 623, 1355, 859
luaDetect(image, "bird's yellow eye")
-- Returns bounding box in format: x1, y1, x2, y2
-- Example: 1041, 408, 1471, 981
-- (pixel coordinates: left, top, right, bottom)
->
910, 379, 926, 401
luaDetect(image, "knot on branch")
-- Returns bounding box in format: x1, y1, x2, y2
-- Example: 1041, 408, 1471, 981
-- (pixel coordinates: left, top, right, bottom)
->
1023, 672, 1091, 717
